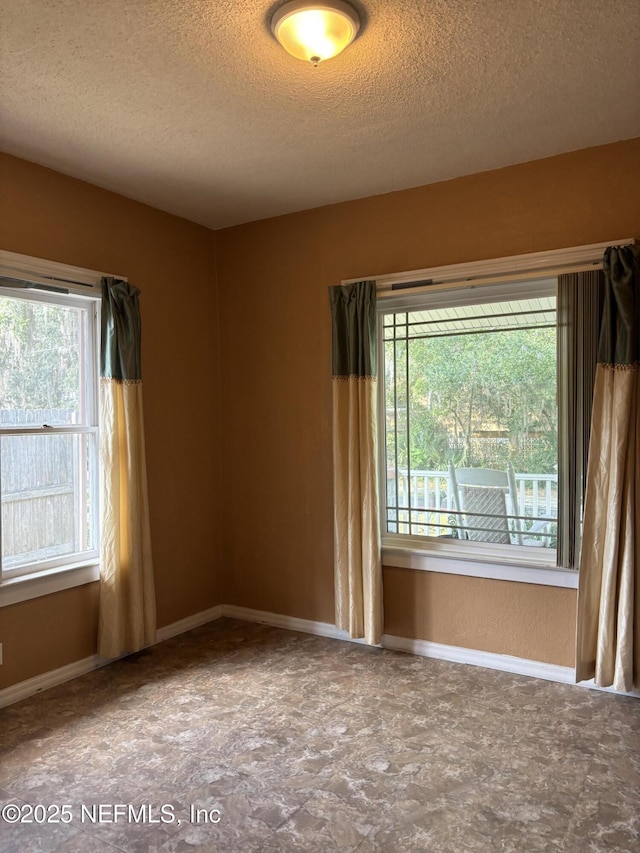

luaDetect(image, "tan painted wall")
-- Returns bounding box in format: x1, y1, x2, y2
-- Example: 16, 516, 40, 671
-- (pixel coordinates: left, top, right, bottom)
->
1, 140, 638, 689
0, 154, 223, 688
216, 138, 640, 666
383, 569, 577, 666
0, 585, 100, 688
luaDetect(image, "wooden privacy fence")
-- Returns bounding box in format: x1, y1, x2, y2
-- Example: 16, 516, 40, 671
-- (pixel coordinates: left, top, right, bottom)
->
0, 410, 78, 567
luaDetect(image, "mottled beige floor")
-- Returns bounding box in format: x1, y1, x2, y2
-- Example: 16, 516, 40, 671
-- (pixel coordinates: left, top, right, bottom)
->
1, 618, 638, 852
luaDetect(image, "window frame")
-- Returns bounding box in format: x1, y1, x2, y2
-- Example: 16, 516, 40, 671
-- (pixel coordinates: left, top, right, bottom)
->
377, 276, 568, 582
0, 250, 124, 607
351, 239, 635, 589
0, 285, 100, 581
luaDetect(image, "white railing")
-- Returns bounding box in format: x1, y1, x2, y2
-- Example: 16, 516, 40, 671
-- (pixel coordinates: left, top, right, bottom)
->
386, 468, 558, 540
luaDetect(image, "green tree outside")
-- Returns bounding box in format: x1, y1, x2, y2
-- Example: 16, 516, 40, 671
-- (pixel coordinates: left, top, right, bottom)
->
0, 294, 81, 421
385, 326, 557, 475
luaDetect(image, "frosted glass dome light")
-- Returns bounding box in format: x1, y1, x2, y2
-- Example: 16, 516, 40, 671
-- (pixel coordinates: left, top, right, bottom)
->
271, 1, 361, 66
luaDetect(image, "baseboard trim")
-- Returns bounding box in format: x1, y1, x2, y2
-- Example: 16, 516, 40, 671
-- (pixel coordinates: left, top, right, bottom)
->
2, 602, 636, 708
222, 605, 638, 697
0, 654, 105, 709
222, 605, 574, 684
0, 605, 224, 709
221, 604, 359, 642
382, 633, 575, 684
155, 604, 224, 642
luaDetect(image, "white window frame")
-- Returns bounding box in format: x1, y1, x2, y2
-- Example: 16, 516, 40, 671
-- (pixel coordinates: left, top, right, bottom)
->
342, 238, 636, 589
0, 251, 125, 607
378, 278, 566, 586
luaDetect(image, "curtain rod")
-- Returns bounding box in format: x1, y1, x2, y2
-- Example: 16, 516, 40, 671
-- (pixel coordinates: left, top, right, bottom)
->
0, 249, 128, 293
340, 238, 636, 293
1, 273, 96, 290
384, 263, 598, 299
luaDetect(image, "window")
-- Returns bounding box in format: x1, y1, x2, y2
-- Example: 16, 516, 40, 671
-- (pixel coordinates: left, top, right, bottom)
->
368, 240, 620, 585
381, 279, 559, 561
0, 253, 102, 603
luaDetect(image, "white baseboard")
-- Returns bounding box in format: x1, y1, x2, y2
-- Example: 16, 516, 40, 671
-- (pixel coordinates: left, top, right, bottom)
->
2, 602, 636, 708
222, 605, 573, 684
155, 604, 224, 642
382, 633, 575, 684
222, 605, 639, 697
221, 604, 358, 642
0, 605, 224, 708
0, 654, 105, 709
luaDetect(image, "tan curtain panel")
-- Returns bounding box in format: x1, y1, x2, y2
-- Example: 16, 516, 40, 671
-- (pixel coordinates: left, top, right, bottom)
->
98, 279, 156, 659
576, 245, 639, 692
329, 281, 383, 645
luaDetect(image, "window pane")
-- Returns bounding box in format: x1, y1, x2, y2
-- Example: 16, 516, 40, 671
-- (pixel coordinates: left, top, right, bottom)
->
0, 294, 84, 426
1, 432, 96, 570
383, 296, 558, 548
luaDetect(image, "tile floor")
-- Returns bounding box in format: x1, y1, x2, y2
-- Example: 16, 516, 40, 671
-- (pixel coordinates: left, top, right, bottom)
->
0, 618, 638, 852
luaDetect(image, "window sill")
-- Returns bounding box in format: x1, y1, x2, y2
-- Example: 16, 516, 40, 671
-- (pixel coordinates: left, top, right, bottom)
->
382, 538, 578, 588
0, 562, 100, 607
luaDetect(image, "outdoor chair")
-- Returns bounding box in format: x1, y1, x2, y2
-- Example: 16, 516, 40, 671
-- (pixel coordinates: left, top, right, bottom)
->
448, 462, 523, 545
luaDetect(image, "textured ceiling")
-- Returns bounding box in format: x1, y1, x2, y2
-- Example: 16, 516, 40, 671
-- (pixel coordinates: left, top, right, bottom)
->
1, 1, 639, 230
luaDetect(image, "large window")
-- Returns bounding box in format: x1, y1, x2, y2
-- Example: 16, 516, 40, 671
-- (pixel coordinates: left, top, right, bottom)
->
357, 239, 624, 584
0, 285, 99, 585
380, 277, 564, 566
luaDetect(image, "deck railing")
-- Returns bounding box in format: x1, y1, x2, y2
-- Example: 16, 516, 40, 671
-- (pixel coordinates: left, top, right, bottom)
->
386, 468, 558, 540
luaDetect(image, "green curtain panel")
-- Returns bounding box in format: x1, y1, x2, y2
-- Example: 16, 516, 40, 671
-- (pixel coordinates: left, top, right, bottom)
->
576, 245, 639, 692
98, 278, 156, 659
598, 247, 640, 366
329, 280, 377, 379
329, 281, 383, 645
101, 277, 142, 381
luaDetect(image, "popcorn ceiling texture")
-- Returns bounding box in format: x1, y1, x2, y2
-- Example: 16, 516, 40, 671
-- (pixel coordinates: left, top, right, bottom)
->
1, 0, 639, 229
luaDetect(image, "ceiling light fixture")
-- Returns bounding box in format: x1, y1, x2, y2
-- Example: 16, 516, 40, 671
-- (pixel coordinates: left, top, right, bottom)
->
271, 1, 360, 66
